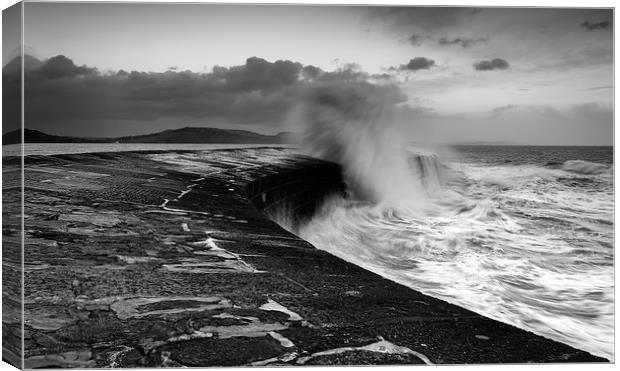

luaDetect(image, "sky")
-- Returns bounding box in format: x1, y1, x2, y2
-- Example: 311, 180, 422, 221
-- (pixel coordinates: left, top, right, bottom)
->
2, 1, 614, 145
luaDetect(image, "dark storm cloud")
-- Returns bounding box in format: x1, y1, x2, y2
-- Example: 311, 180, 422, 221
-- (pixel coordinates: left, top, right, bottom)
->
395, 57, 435, 72
580, 20, 610, 31
302, 65, 321, 79
3, 54, 406, 136
37, 55, 97, 78
3, 55, 302, 129
473, 58, 509, 71
212, 57, 303, 92
437, 37, 487, 48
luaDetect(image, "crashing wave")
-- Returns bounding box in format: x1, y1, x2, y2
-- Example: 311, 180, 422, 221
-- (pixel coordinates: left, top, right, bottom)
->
286, 80, 444, 207
407, 151, 444, 192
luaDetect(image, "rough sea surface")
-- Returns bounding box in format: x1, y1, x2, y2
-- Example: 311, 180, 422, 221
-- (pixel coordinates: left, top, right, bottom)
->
299, 145, 614, 361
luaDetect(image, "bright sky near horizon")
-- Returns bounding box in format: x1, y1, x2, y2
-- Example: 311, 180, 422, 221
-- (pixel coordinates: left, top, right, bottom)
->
2, 1, 614, 145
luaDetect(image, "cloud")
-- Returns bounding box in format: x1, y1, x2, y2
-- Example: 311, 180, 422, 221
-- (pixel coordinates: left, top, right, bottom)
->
3, 54, 410, 137
580, 20, 610, 31
370, 73, 394, 80
397, 57, 436, 72
37, 55, 97, 78
302, 65, 321, 79
317, 63, 371, 82
473, 58, 509, 71
407, 34, 429, 46
491, 104, 517, 114
437, 37, 487, 48
212, 56, 303, 92
408, 34, 422, 46
365, 7, 481, 31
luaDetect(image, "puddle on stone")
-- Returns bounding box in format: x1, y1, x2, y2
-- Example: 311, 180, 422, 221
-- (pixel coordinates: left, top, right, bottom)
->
110, 296, 231, 320
174, 316, 287, 341
116, 256, 162, 264
268, 331, 295, 348
259, 299, 303, 321
143, 209, 188, 216
250, 352, 299, 366
296, 338, 433, 365
212, 312, 259, 322
190, 238, 238, 259
162, 260, 262, 274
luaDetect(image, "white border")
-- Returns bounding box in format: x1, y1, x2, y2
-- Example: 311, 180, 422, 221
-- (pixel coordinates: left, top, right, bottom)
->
0, 1, 616, 371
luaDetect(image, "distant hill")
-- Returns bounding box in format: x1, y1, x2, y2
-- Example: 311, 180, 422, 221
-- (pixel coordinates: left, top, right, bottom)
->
2, 127, 293, 145
115, 127, 288, 144
2, 129, 108, 145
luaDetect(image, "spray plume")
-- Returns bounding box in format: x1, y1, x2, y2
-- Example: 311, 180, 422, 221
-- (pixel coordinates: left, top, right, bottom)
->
286, 81, 425, 207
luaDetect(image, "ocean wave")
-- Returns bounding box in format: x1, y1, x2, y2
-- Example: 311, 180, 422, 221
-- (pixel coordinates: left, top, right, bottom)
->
560, 160, 611, 175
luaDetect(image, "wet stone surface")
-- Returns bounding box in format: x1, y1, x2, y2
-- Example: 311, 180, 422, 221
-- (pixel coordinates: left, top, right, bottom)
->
2, 149, 608, 367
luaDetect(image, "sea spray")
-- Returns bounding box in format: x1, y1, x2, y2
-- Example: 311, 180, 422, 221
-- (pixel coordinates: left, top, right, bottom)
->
286, 81, 427, 207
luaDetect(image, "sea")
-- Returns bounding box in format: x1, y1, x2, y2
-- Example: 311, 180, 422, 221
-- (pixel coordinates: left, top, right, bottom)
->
3, 142, 614, 360
297, 144, 614, 361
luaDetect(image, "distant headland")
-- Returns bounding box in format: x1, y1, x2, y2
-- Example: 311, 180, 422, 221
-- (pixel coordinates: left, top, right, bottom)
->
2, 127, 294, 145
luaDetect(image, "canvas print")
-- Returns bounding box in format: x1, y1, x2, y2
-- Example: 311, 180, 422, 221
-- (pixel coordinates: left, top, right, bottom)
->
1, 1, 614, 368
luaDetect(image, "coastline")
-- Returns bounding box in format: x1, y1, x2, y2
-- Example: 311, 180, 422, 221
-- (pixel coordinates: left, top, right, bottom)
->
2, 148, 608, 367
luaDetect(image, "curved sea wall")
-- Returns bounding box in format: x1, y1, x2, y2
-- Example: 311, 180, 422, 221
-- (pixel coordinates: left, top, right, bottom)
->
247, 151, 445, 226
246, 159, 345, 232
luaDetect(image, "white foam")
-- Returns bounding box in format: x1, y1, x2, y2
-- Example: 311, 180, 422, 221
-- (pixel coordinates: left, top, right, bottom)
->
297, 159, 614, 360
